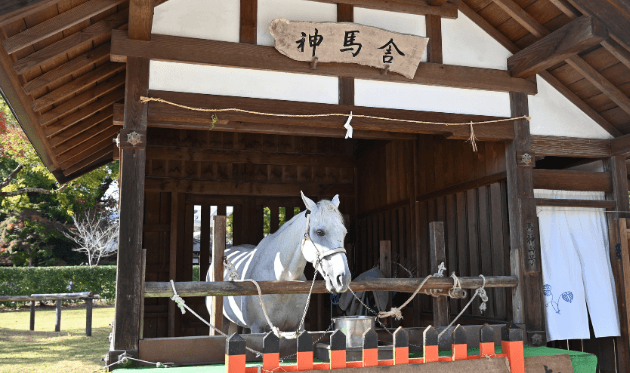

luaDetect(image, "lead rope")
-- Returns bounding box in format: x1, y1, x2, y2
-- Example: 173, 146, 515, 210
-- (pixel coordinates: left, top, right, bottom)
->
437, 274, 488, 340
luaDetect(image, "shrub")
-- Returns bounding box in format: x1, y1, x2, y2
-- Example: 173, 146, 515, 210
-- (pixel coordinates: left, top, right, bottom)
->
0, 266, 116, 307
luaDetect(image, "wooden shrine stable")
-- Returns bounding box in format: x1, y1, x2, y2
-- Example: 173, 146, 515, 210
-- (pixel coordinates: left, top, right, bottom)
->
2, 0, 630, 371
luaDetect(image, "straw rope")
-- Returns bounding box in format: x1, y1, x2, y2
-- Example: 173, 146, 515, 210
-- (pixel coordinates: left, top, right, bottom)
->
139, 96, 530, 126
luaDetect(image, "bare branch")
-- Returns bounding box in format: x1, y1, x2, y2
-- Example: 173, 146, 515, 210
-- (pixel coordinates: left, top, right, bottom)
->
0, 163, 23, 188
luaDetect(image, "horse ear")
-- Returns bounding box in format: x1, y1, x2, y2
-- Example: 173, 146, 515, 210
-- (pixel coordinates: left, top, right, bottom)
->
301, 191, 316, 211
331, 194, 340, 208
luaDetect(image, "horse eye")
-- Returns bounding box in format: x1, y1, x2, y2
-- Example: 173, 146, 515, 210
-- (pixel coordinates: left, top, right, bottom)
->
316, 229, 325, 236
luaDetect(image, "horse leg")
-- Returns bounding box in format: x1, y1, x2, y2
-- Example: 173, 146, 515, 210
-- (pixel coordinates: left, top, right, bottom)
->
221, 315, 232, 335
228, 320, 239, 335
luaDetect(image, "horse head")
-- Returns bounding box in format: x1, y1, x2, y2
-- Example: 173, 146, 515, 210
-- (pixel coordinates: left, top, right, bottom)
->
300, 191, 351, 293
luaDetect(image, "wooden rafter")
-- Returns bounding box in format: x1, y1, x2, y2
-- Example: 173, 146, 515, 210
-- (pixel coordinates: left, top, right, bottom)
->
11, 8, 128, 75
31, 62, 125, 112
22, 42, 111, 95
129, 0, 154, 41
1, 0, 125, 55
0, 0, 62, 27
53, 118, 115, 155
63, 145, 114, 177
601, 39, 630, 70
567, 0, 630, 51
110, 30, 537, 94
49, 107, 114, 148
38, 72, 125, 126
451, 0, 622, 137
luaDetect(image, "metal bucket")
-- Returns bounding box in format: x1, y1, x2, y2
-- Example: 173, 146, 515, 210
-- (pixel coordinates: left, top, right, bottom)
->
332, 316, 376, 348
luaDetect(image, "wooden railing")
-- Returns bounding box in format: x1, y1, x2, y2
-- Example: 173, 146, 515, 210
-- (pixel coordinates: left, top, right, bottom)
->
0, 292, 99, 336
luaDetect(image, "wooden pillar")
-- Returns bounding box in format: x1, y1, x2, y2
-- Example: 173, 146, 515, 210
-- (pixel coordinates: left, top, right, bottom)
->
604, 156, 630, 372
337, 4, 354, 108
425, 15, 443, 64
168, 191, 179, 337
429, 222, 448, 326
505, 91, 545, 345
209, 215, 226, 335
138, 249, 147, 339
112, 56, 150, 352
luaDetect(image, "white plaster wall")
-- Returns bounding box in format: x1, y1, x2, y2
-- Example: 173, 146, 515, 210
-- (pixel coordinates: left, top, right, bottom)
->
353, 8, 427, 62
529, 76, 613, 139
442, 11, 511, 70
149, 61, 339, 104
257, 0, 337, 46
355, 80, 511, 117
153, 0, 240, 42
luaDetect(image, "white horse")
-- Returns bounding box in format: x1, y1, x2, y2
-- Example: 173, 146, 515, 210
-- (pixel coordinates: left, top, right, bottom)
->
206, 192, 351, 334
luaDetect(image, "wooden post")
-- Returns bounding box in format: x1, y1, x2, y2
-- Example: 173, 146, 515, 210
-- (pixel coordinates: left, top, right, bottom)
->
55, 299, 61, 332
605, 157, 630, 373
423, 326, 439, 363
501, 324, 525, 373
393, 327, 409, 365
226, 334, 246, 373
429, 222, 449, 326
138, 249, 147, 339
379, 240, 392, 327
29, 301, 35, 331
85, 298, 93, 337
209, 215, 226, 335
451, 325, 467, 361
362, 329, 378, 367
329, 330, 347, 369
505, 91, 545, 345
297, 332, 314, 371
168, 191, 179, 337
200, 205, 211, 281
112, 56, 150, 352
263, 332, 280, 372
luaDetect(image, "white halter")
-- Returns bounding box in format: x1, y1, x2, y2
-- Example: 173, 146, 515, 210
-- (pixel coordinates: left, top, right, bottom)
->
300, 209, 346, 270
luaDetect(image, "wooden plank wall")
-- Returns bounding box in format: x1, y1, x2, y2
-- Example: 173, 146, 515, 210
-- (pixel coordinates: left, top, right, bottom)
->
142, 128, 357, 337
415, 137, 511, 324
416, 137, 511, 324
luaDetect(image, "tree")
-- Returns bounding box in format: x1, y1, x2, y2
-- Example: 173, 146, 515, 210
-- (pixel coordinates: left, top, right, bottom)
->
63, 210, 119, 267
0, 96, 120, 266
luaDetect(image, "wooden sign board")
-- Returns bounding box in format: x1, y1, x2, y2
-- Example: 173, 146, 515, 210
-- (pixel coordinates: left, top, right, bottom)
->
270, 19, 428, 79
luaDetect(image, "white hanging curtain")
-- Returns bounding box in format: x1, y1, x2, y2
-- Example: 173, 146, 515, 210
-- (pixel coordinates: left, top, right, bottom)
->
535, 189, 621, 342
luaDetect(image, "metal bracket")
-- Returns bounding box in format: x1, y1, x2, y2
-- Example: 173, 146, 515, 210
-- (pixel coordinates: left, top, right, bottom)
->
118, 129, 147, 149
518, 151, 535, 168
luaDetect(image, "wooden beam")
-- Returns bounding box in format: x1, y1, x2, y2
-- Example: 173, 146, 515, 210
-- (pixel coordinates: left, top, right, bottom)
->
429, 222, 449, 326
145, 178, 355, 196
548, 0, 581, 19
450, 0, 620, 137
12, 8, 128, 75
416, 171, 507, 202
567, 0, 630, 51
1, 0, 125, 55
611, 133, 630, 156
146, 146, 355, 168
168, 191, 178, 337
425, 15, 443, 64
337, 4, 354, 107
0, 0, 61, 27
31, 62, 125, 112
505, 91, 545, 345
114, 104, 414, 140
144, 90, 515, 141
308, 0, 458, 18
533, 169, 613, 191
508, 16, 607, 78
531, 135, 611, 157
129, 0, 153, 41
565, 55, 630, 118
144, 276, 519, 298
427, 0, 449, 5
113, 57, 150, 352
535, 198, 616, 208
110, 30, 537, 94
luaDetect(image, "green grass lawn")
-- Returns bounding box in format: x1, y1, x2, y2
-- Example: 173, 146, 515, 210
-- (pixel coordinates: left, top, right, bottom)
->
0, 305, 114, 373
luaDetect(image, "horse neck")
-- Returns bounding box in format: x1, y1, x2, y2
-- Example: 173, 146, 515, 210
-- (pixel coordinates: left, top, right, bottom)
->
259, 212, 308, 281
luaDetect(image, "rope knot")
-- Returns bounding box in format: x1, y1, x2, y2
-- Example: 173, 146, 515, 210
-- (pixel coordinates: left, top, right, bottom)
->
170, 280, 187, 315
378, 307, 403, 320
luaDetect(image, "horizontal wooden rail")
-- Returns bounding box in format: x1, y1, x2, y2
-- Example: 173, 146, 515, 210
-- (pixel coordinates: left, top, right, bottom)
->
144, 276, 518, 298
535, 198, 616, 209
532, 169, 612, 191
0, 292, 99, 302
416, 172, 507, 203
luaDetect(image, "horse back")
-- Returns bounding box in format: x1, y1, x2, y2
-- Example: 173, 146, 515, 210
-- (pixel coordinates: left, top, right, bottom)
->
206, 244, 257, 282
